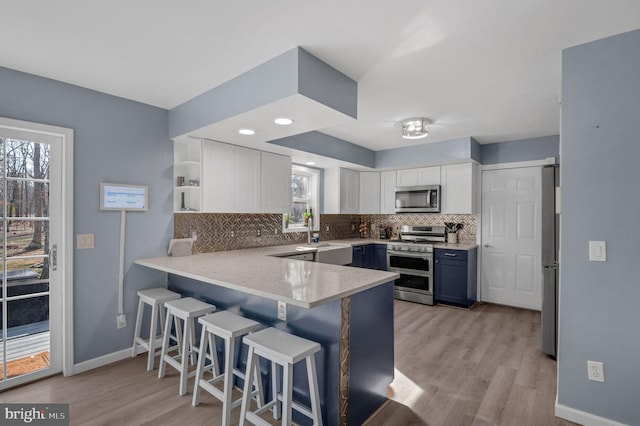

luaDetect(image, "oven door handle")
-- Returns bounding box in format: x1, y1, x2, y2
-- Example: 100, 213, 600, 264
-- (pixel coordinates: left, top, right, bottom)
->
387, 252, 431, 260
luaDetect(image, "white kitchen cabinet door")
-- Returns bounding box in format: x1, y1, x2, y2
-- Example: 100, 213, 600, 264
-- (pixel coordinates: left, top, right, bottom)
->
260, 152, 291, 213
359, 171, 380, 214
441, 163, 477, 214
234, 146, 261, 213
340, 168, 360, 214
380, 170, 397, 214
396, 166, 440, 187
202, 140, 234, 212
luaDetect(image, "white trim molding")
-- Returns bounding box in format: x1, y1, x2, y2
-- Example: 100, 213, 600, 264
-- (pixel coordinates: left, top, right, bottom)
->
556, 403, 628, 426
481, 157, 556, 171
0, 116, 74, 377
73, 348, 132, 375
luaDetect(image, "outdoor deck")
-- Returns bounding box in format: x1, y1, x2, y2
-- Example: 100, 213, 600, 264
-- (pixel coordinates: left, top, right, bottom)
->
0, 321, 50, 363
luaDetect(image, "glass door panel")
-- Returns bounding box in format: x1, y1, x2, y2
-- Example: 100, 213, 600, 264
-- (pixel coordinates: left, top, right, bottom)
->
1, 138, 50, 383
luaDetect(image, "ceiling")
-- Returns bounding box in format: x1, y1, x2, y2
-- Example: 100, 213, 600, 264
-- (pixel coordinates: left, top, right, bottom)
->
3, 1, 640, 153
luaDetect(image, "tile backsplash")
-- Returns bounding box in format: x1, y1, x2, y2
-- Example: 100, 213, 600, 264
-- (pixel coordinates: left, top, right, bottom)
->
175, 212, 476, 253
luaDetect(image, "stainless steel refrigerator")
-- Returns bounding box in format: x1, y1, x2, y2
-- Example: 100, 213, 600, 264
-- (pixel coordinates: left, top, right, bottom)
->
541, 165, 559, 357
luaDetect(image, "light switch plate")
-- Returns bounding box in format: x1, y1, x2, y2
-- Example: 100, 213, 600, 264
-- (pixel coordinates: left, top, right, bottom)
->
589, 241, 606, 262
77, 233, 95, 249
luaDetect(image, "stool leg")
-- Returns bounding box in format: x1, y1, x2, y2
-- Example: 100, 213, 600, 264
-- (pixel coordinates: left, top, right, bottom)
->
239, 345, 257, 426
147, 302, 159, 371
282, 362, 293, 426
158, 311, 173, 379
189, 317, 197, 366
306, 355, 322, 426
221, 336, 235, 426
175, 315, 183, 356
272, 362, 281, 420
252, 355, 265, 407
192, 325, 209, 407
131, 297, 144, 358
209, 332, 220, 377
179, 317, 191, 396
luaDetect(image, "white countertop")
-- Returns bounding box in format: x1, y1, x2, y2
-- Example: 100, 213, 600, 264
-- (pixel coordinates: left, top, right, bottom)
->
135, 243, 399, 309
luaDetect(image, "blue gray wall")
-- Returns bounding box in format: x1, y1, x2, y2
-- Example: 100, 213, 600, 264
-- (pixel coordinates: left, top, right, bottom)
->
559, 29, 640, 424
481, 135, 559, 165
0, 66, 173, 363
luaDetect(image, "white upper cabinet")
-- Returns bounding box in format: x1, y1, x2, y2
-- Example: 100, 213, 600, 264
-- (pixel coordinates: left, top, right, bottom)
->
202, 140, 234, 212
380, 170, 397, 214
324, 168, 360, 214
359, 171, 380, 214
260, 152, 292, 214
440, 162, 478, 214
233, 146, 261, 213
201, 140, 280, 213
396, 166, 441, 187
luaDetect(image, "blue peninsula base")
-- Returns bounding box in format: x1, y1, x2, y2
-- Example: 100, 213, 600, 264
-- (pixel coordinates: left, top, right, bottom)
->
168, 274, 394, 426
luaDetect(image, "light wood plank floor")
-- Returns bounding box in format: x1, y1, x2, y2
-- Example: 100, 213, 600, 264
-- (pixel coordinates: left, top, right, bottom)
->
1, 301, 576, 425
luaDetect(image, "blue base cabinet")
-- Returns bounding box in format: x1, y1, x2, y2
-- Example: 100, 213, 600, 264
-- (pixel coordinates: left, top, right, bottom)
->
434, 247, 477, 308
352, 244, 387, 270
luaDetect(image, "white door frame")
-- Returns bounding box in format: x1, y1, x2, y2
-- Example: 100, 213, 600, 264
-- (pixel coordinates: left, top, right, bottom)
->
0, 117, 74, 379
478, 157, 556, 304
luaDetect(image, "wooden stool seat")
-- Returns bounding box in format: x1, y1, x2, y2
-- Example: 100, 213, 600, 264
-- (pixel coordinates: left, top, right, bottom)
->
158, 297, 215, 396
131, 287, 181, 371
192, 311, 265, 426
240, 327, 322, 426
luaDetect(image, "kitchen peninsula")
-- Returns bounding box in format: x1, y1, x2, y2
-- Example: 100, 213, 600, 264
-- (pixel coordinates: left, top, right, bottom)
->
135, 244, 399, 426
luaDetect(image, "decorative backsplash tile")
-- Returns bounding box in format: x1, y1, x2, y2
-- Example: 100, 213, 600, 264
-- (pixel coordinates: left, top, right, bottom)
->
175, 212, 476, 253
362, 213, 477, 244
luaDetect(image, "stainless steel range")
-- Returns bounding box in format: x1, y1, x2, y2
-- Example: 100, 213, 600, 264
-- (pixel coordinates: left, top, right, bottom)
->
387, 225, 446, 305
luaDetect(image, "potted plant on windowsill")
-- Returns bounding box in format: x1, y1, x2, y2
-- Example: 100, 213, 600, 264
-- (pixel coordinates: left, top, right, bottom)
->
304, 209, 313, 227
444, 222, 463, 244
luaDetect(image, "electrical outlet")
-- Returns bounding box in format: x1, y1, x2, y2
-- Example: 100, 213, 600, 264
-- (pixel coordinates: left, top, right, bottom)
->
326, 225, 330, 232
587, 360, 604, 382
117, 314, 127, 329
230, 230, 235, 238
256, 229, 261, 237
191, 230, 197, 241
277, 301, 287, 321
274, 228, 279, 235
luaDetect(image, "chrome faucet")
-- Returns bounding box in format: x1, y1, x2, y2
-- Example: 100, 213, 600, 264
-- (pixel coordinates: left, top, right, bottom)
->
307, 217, 313, 244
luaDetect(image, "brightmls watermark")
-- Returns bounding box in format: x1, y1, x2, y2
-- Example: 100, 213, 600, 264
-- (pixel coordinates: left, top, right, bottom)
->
1, 404, 68, 425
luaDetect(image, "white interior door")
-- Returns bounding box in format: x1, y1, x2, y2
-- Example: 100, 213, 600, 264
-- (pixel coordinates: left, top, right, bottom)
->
481, 167, 542, 310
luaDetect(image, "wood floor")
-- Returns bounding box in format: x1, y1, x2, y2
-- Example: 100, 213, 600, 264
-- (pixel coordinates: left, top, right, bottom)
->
1, 301, 576, 426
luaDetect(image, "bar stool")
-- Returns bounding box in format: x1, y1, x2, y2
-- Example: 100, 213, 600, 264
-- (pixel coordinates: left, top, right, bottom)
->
239, 327, 322, 426
158, 297, 216, 396
131, 287, 181, 371
192, 311, 265, 426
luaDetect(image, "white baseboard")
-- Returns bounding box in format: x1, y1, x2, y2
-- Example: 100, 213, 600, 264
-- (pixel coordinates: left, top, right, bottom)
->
556, 403, 628, 426
72, 348, 132, 375
72, 338, 164, 375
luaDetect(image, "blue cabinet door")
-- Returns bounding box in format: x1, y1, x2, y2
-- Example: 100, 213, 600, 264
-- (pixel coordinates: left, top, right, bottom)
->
352, 245, 365, 267
435, 258, 468, 305
373, 244, 387, 270
435, 248, 477, 308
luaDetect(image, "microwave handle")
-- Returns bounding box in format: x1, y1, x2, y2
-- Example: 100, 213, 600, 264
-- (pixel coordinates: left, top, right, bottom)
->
426, 189, 431, 206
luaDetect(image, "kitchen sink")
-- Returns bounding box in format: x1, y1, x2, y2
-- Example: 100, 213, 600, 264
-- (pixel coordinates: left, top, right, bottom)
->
297, 243, 352, 265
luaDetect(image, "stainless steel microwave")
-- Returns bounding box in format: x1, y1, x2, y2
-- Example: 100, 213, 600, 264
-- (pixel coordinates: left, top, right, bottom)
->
395, 185, 441, 213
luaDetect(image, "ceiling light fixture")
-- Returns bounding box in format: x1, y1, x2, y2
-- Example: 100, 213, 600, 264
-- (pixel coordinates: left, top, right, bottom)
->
238, 129, 255, 135
401, 118, 432, 139
274, 117, 293, 126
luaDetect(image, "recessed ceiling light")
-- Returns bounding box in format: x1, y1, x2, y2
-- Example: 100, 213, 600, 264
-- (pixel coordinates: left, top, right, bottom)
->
305, 161, 316, 166
274, 118, 293, 126
238, 129, 255, 135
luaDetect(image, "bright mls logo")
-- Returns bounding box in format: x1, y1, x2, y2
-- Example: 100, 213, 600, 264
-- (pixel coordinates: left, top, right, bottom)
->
1, 404, 68, 425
